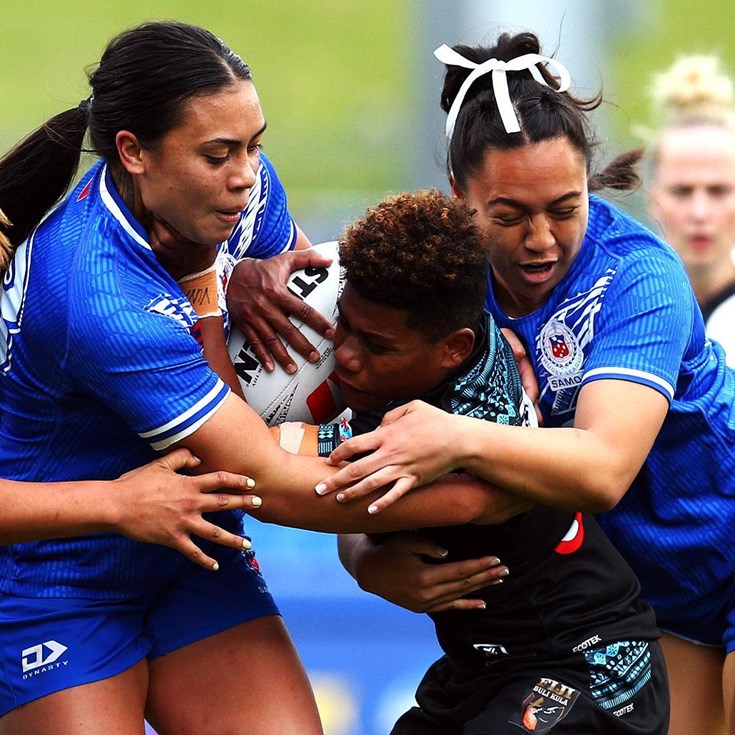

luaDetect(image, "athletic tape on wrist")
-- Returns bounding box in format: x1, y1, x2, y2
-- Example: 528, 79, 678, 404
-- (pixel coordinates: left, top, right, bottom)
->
278, 421, 306, 454
178, 263, 222, 318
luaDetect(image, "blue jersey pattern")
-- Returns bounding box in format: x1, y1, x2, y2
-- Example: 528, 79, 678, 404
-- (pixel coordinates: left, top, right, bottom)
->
486, 195, 735, 642
0, 155, 297, 599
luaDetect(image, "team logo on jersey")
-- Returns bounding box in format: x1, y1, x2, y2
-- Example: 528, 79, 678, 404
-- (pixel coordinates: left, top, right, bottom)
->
554, 512, 585, 555
538, 319, 583, 386
509, 677, 580, 732
76, 179, 93, 202
145, 295, 197, 330
473, 642, 510, 657
21, 640, 69, 677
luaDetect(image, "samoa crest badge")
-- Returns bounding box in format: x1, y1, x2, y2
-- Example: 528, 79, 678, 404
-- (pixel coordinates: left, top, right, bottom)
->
538, 319, 584, 391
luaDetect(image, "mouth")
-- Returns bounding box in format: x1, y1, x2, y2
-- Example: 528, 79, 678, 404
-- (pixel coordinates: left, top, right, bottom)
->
687, 235, 713, 253
335, 374, 375, 407
518, 260, 557, 283
215, 209, 244, 226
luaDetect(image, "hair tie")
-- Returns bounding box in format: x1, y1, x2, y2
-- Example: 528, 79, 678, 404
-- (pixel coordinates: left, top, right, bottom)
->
434, 44, 572, 138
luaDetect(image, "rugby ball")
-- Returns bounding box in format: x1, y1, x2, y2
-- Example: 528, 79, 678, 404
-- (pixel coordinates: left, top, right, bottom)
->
228, 241, 347, 427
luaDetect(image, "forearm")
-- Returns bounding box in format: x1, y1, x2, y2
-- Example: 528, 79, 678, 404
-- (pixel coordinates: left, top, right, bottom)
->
0, 479, 117, 544
452, 417, 642, 511
248, 465, 501, 533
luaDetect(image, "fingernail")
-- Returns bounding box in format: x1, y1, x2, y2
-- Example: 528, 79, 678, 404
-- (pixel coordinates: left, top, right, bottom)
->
489, 557, 502, 567
308, 351, 320, 363
250, 496, 262, 508
325, 328, 335, 339
436, 547, 449, 558
246, 478, 256, 489
242, 537, 252, 550
367, 504, 378, 514
490, 578, 504, 586
476, 601, 487, 609
212, 561, 220, 572
286, 363, 297, 375
499, 567, 510, 577
264, 362, 274, 373
315, 483, 328, 495
336, 493, 346, 503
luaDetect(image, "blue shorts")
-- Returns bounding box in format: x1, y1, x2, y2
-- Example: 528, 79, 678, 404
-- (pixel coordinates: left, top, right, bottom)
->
0, 544, 278, 716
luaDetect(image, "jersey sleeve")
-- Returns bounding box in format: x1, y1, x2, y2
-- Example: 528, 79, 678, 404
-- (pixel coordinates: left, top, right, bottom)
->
67, 279, 229, 452
581, 245, 696, 402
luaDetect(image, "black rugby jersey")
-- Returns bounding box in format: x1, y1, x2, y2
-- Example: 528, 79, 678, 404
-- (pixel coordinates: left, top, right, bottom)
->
325, 314, 659, 665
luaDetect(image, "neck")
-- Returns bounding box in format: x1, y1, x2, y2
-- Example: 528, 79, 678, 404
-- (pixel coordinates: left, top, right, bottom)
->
689, 258, 735, 307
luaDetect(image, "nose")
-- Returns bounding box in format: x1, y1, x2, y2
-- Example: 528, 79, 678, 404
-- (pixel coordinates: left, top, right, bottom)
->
524, 214, 555, 253
334, 328, 361, 374
227, 153, 258, 191
688, 190, 714, 222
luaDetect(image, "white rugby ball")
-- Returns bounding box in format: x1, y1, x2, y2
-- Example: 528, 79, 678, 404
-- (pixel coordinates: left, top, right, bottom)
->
228, 241, 346, 427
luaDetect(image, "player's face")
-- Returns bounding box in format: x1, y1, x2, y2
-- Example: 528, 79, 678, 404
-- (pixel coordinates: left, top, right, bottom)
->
455, 137, 589, 317
135, 80, 265, 247
333, 284, 456, 413
648, 125, 735, 275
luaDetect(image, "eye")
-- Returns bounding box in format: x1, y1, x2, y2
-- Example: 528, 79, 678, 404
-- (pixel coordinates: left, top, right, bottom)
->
669, 186, 692, 198
205, 154, 230, 166
365, 341, 390, 355
247, 142, 263, 156
550, 206, 579, 219
492, 212, 525, 226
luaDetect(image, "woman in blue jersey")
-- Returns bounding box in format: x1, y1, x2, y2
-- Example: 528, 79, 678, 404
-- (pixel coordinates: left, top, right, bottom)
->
0, 20, 521, 734
1, 207, 260, 565
316, 32, 735, 735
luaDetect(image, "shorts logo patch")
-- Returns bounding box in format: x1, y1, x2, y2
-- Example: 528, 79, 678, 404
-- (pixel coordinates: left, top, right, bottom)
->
510, 677, 580, 732
21, 640, 69, 674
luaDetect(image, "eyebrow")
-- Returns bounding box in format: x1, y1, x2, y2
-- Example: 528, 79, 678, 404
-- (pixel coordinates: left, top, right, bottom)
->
205, 121, 268, 147
337, 302, 393, 343
489, 191, 583, 208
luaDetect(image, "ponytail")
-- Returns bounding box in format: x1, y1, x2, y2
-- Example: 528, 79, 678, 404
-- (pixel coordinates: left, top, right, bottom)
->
0, 104, 88, 249
0, 208, 12, 278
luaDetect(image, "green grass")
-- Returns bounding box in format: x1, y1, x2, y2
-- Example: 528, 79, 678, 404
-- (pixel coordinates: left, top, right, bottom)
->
0, 1, 408, 235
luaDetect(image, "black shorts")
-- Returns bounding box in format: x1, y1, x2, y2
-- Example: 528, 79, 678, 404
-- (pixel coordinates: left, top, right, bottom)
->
391, 640, 669, 734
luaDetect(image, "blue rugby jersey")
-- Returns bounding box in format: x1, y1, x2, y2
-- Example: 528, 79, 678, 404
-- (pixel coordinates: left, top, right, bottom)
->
487, 195, 735, 641
0, 154, 297, 598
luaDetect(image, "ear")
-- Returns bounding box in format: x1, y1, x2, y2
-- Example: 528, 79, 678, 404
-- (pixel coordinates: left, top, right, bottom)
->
449, 172, 464, 200
439, 327, 475, 369
115, 130, 146, 175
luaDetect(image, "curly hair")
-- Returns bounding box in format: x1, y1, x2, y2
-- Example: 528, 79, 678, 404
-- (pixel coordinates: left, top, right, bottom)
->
339, 189, 490, 340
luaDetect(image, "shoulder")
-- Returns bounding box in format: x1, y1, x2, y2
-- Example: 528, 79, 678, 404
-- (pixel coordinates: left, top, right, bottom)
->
587, 196, 679, 264
583, 196, 690, 294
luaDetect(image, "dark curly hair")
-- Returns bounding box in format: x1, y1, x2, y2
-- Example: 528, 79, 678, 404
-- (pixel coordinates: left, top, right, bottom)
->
339, 189, 490, 340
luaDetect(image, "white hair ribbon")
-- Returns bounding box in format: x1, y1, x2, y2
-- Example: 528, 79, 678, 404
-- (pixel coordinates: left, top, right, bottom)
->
434, 44, 572, 137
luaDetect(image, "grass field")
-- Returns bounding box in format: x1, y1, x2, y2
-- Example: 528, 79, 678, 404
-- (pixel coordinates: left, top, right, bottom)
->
0, 1, 410, 240
4, 1, 735, 240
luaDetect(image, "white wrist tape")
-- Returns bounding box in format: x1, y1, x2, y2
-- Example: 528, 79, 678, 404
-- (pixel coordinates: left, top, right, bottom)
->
278, 421, 306, 454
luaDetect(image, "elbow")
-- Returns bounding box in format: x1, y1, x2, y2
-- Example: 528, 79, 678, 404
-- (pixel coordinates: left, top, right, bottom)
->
579, 475, 631, 513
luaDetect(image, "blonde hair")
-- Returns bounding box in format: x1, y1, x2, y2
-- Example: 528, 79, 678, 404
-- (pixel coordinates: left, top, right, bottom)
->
651, 55, 735, 126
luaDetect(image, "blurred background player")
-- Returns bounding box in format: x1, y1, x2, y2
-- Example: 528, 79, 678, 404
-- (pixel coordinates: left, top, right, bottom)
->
645, 55, 735, 366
